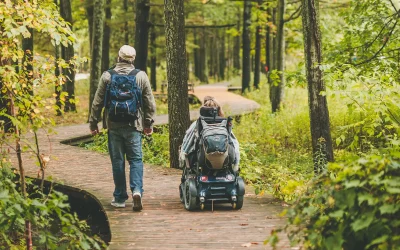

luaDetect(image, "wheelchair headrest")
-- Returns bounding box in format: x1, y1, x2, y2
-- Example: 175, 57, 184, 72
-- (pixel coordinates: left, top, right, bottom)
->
199, 106, 219, 117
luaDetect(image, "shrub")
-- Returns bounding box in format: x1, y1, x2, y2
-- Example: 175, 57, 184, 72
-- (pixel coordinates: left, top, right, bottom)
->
0, 162, 105, 249
268, 153, 400, 250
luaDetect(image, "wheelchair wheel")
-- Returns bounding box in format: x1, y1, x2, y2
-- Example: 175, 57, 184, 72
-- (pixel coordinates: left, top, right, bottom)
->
234, 176, 245, 210
179, 184, 184, 203
235, 195, 244, 210
184, 179, 197, 211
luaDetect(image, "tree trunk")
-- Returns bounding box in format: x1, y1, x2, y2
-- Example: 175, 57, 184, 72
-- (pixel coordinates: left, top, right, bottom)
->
207, 31, 212, 77
219, 29, 226, 80
233, 6, 241, 71
193, 29, 200, 80
199, 28, 207, 83
60, 0, 76, 112
164, 0, 190, 169
270, 0, 285, 112
86, 0, 94, 53
0, 30, 11, 132
22, 28, 34, 96
254, 23, 261, 89
150, 25, 157, 91
102, 0, 111, 72
242, 0, 252, 93
124, 0, 129, 44
135, 0, 150, 72
0, 79, 11, 133
54, 44, 62, 116
266, 7, 272, 77
89, 0, 104, 115
302, 0, 334, 173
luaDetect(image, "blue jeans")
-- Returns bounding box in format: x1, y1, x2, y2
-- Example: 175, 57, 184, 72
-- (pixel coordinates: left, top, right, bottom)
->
108, 126, 143, 202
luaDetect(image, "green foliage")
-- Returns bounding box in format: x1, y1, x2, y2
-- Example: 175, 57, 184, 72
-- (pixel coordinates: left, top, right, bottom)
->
234, 85, 314, 201
0, 161, 105, 249
0, 0, 78, 133
267, 154, 400, 250
314, 137, 328, 175
0, 1, 104, 247
325, 64, 400, 153
142, 126, 170, 167
85, 126, 171, 167
155, 97, 169, 115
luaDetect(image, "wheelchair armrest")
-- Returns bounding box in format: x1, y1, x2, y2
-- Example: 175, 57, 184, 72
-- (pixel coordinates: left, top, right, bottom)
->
185, 155, 191, 169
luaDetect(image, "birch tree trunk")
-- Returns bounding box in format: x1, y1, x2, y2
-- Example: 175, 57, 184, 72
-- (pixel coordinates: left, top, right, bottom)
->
164, 0, 191, 169
302, 0, 334, 173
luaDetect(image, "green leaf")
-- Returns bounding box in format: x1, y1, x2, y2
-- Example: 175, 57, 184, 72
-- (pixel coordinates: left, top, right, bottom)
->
329, 210, 344, 218
334, 189, 356, 209
358, 193, 375, 206
344, 180, 361, 188
0, 190, 9, 200
386, 187, 400, 194
365, 235, 389, 249
31, 199, 47, 209
351, 215, 374, 232
379, 204, 400, 214
324, 232, 344, 250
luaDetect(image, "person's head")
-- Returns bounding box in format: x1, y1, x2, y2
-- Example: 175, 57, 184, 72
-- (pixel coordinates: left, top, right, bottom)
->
203, 96, 224, 117
118, 45, 136, 64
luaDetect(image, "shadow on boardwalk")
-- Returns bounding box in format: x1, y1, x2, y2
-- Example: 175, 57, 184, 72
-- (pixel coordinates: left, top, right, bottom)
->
19, 84, 292, 249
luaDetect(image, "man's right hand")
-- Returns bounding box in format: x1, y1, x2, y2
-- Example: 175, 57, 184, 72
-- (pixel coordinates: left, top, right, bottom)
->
90, 127, 99, 136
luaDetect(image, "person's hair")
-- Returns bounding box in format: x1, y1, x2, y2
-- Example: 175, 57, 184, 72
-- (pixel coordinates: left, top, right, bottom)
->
203, 96, 224, 117
118, 56, 133, 64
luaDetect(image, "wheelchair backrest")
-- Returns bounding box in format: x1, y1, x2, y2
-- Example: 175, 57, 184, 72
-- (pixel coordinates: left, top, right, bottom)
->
196, 107, 235, 170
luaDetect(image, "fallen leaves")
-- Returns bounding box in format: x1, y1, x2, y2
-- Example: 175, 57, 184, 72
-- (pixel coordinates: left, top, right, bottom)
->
241, 242, 259, 247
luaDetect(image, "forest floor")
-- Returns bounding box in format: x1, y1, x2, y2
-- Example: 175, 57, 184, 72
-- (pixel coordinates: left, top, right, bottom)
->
19, 83, 295, 249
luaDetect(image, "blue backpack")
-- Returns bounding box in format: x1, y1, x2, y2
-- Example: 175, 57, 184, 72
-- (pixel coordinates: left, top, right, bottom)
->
104, 69, 142, 122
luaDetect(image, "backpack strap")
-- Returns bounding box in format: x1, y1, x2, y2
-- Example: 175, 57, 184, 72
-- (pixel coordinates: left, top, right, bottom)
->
104, 69, 117, 108
107, 69, 118, 76
128, 69, 141, 76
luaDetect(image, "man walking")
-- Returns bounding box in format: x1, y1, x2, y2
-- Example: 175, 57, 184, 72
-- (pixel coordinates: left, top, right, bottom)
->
89, 45, 156, 211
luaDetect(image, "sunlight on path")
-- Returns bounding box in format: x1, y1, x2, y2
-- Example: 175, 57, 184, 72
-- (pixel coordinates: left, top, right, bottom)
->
194, 83, 260, 116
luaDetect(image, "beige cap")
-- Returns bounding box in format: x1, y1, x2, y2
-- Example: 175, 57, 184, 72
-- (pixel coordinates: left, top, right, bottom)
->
118, 45, 136, 62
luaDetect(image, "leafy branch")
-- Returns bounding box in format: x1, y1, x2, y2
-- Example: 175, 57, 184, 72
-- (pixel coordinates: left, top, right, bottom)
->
353, 18, 398, 66
284, 3, 302, 23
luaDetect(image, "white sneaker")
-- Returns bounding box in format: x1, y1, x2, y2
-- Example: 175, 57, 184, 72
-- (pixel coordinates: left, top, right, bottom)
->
132, 192, 143, 211
111, 199, 126, 208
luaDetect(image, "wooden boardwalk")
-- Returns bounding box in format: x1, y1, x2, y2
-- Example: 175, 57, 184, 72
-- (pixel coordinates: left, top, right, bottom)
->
18, 84, 293, 249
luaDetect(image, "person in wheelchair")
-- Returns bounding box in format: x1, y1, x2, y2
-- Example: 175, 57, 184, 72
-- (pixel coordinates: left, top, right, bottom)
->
179, 96, 240, 172
178, 96, 244, 211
